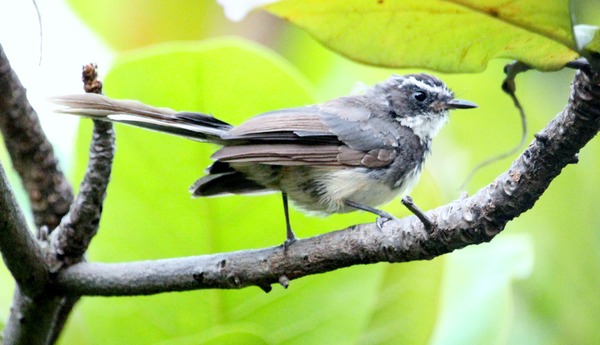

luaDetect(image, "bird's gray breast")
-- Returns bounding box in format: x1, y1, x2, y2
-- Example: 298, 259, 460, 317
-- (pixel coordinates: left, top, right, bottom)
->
371, 124, 430, 191
317, 96, 430, 193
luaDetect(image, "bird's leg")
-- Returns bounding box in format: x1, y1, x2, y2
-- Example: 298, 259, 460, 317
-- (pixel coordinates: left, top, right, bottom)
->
401, 196, 433, 233
344, 200, 396, 229
281, 193, 297, 247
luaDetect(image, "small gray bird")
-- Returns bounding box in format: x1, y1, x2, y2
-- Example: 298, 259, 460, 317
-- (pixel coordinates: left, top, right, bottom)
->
53, 74, 476, 244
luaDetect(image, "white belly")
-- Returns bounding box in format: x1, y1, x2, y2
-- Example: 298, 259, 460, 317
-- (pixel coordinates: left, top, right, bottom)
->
319, 167, 421, 213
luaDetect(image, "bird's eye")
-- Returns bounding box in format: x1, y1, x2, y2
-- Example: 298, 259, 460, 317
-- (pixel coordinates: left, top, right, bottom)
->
412, 91, 427, 102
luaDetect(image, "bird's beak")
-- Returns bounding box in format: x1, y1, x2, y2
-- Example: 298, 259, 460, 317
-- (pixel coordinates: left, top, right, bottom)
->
446, 99, 478, 109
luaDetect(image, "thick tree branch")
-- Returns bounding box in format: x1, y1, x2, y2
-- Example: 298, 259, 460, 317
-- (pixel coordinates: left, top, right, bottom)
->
0, 44, 73, 231
3, 288, 65, 345
55, 68, 600, 296
0, 45, 64, 345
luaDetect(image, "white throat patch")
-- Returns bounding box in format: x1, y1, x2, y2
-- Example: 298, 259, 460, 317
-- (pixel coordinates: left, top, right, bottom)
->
398, 112, 449, 141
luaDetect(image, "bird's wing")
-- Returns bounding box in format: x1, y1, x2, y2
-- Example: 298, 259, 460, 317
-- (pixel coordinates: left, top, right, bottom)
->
212, 144, 397, 168
215, 97, 400, 167
317, 97, 400, 151
222, 106, 336, 143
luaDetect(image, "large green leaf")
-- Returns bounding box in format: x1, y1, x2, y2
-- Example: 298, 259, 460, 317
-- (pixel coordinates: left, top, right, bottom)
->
266, 0, 579, 72
358, 260, 444, 344
430, 234, 534, 345
66, 0, 226, 51
62, 38, 387, 344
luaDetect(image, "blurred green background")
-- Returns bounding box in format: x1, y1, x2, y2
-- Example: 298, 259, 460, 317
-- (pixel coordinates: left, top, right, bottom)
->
2, 0, 600, 344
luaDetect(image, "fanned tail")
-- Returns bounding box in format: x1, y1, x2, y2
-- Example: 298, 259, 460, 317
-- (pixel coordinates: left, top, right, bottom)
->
51, 93, 232, 143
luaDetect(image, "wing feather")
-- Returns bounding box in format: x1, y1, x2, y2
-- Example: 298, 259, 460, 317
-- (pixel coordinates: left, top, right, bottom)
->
223, 106, 333, 140
214, 96, 401, 168
213, 144, 396, 168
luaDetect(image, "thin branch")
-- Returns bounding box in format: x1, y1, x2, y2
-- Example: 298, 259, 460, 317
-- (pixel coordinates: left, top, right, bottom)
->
48, 119, 114, 266
31, 0, 43, 66
46, 64, 112, 344
0, 43, 73, 345
49, 63, 113, 267
56, 68, 600, 296
0, 160, 47, 296
0, 44, 73, 231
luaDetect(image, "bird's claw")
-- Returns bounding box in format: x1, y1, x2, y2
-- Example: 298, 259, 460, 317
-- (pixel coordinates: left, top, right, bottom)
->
375, 211, 397, 229
282, 236, 297, 251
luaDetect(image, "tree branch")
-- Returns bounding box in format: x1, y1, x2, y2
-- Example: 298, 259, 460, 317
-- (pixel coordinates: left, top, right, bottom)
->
0, 160, 47, 296
55, 68, 600, 296
0, 60, 113, 344
0, 44, 73, 231
0, 43, 67, 345
45, 63, 113, 344
48, 118, 114, 266
3, 288, 65, 345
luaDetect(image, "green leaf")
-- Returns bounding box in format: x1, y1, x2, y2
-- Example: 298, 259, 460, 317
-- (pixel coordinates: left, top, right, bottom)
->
266, 0, 579, 72
429, 234, 534, 345
66, 0, 225, 50
358, 260, 444, 345
63, 38, 385, 344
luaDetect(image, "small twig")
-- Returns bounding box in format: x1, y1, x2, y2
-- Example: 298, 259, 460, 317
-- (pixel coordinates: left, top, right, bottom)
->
31, 0, 43, 65
502, 61, 532, 93
401, 196, 433, 233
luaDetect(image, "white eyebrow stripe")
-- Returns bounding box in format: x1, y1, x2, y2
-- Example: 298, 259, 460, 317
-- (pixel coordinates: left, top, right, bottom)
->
399, 77, 451, 96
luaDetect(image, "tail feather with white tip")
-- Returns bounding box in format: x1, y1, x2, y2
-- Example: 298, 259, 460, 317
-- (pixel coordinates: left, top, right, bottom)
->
51, 93, 232, 143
